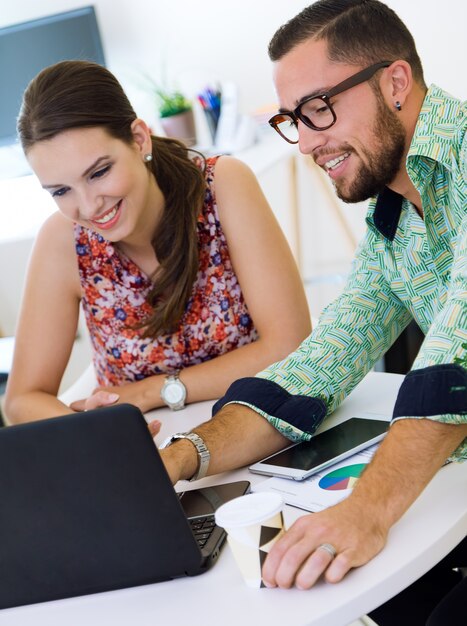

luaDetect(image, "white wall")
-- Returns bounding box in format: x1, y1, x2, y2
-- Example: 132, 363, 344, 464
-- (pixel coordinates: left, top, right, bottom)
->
1, 0, 465, 130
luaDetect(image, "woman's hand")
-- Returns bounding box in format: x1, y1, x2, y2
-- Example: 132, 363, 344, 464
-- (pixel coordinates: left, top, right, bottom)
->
70, 377, 160, 413
70, 384, 163, 441
148, 420, 162, 438
69, 389, 120, 412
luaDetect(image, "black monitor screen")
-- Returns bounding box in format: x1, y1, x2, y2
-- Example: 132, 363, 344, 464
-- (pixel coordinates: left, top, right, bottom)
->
0, 6, 106, 147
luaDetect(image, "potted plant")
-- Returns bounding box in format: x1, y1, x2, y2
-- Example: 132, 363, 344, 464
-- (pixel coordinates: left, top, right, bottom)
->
156, 89, 192, 118
154, 87, 197, 147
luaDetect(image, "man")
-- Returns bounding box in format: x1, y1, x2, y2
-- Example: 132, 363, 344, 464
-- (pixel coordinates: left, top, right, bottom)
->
159, 0, 466, 619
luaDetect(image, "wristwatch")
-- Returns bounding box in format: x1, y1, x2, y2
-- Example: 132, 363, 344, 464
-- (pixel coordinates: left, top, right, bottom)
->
160, 374, 186, 410
160, 432, 210, 481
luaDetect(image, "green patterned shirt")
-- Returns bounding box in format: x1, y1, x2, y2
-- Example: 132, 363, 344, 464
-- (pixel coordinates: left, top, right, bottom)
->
224, 85, 466, 462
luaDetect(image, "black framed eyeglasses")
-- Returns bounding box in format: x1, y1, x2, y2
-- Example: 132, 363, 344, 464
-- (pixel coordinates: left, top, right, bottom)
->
269, 61, 391, 144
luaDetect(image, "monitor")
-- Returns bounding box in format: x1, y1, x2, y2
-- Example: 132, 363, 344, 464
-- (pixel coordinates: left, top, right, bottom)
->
0, 6, 106, 148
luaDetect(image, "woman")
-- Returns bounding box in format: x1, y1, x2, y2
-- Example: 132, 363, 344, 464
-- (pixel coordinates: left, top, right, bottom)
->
4, 60, 310, 423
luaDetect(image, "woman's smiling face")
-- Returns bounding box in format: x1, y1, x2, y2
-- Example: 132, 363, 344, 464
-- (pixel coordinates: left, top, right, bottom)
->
27, 123, 159, 242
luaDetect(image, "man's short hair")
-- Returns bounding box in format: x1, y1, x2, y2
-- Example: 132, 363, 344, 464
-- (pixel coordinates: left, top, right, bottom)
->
268, 0, 425, 87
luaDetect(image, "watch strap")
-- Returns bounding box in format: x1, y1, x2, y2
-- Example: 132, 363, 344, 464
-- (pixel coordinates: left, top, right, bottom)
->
160, 374, 186, 411
159, 432, 210, 481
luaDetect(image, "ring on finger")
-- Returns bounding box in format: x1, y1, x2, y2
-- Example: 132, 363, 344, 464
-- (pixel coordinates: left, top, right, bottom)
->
317, 543, 337, 559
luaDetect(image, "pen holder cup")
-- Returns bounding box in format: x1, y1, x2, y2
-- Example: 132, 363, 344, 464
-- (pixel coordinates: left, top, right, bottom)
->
160, 109, 197, 147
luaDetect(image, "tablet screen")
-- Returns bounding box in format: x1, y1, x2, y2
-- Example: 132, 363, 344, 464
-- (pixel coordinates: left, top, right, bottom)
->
262, 418, 388, 471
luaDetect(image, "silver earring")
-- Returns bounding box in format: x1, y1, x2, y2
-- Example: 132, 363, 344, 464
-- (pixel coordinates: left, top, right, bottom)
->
143, 153, 153, 162
395, 101, 402, 111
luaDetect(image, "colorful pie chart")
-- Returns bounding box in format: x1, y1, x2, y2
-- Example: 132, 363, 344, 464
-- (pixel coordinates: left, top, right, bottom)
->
318, 463, 367, 491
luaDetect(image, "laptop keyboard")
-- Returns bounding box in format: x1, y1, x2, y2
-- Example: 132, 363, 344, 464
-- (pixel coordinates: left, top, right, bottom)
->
188, 515, 217, 548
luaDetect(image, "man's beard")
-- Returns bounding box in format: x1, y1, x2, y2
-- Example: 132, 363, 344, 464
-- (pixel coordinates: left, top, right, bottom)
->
333, 93, 406, 204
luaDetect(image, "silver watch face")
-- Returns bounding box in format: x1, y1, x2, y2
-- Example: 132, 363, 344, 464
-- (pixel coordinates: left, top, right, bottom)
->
164, 380, 185, 404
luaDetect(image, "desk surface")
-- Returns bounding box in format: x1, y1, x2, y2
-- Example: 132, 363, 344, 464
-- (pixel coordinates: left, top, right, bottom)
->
2, 372, 467, 626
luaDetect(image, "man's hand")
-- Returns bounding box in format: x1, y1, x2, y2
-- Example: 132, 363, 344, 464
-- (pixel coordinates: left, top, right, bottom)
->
262, 496, 388, 589
263, 419, 467, 590
158, 448, 184, 485
159, 439, 199, 485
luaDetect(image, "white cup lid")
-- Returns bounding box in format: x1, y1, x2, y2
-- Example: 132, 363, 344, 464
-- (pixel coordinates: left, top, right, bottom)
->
215, 492, 283, 528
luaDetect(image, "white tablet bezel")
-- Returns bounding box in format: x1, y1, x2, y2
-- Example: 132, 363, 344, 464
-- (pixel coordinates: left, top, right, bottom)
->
248, 414, 390, 481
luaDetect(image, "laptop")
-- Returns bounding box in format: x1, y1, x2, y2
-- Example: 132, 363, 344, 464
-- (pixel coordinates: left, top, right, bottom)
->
0, 403, 250, 610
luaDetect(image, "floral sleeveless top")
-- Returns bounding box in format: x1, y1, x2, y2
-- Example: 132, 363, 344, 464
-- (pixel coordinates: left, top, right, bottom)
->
75, 156, 258, 386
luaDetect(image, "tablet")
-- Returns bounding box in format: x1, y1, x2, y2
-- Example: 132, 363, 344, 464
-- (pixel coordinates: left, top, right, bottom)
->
249, 415, 390, 481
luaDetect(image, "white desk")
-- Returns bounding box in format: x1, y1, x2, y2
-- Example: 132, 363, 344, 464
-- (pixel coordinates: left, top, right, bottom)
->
2, 372, 466, 626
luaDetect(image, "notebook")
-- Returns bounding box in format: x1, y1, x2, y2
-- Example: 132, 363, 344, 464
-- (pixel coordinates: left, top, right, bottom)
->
0, 403, 250, 610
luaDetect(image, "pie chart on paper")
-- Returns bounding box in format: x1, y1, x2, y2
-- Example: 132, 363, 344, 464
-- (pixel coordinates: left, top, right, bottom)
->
318, 463, 367, 491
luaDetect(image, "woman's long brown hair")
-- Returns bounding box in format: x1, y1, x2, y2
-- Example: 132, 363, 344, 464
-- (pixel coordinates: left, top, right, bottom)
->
17, 60, 205, 337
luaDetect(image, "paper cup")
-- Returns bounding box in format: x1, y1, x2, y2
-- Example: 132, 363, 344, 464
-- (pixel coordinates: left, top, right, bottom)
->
215, 492, 285, 588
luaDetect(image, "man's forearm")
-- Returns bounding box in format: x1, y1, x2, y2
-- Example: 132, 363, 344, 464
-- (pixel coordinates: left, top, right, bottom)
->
160, 404, 288, 483
350, 418, 467, 531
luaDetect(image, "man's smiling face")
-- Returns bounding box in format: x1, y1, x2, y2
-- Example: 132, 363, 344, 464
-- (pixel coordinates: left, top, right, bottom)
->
273, 38, 406, 203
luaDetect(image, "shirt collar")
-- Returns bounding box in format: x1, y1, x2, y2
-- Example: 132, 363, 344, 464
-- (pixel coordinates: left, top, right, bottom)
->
407, 84, 463, 172
371, 84, 463, 241
372, 187, 404, 241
